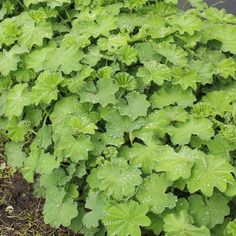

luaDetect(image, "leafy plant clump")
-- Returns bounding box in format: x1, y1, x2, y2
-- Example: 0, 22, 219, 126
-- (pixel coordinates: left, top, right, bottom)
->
1, 0, 236, 235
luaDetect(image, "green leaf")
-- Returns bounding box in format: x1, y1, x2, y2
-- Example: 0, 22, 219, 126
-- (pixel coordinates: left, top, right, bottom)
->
70, 116, 97, 135
136, 174, 177, 214
135, 42, 160, 63
82, 46, 101, 67
38, 152, 59, 175
105, 111, 146, 138
168, 12, 202, 35
124, 0, 148, 9
117, 91, 150, 121
25, 46, 55, 72
171, 66, 200, 90
5, 83, 31, 118
5, 142, 26, 168
189, 60, 214, 85
164, 210, 211, 236
203, 7, 236, 24
103, 200, 151, 236
204, 24, 236, 54
187, 155, 234, 196
31, 72, 64, 105
56, 134, 93, 162
22, 148, 41, 183
150, 84, 196, 109
43, 186, 78, 228
47, 0, 71, 8
44, 46, 84, 74
188, 193, 230, 229
72, 13, 117, 38
87, 159, 142, 200
114, 72, 136, 90
97, 33, 129, 52
202, 90, 235, 116
0, 18, 20, 48
137, 62, 171, 85
82, 191, 106, 228
24, 0, 71, 8
168, 117, 214, 146
122, 142, 170, 174
225, 220, 236, 236
187, 0, 208, 9
7, 117, 31, 142
17, 13, 52, 48
156, 147, 196, 181
50, 96, 94, 138
153, 42, 188, 66
116, 45, 137, 65
39, 168, 70, 188
80, 78, 119, 107
164, 0, 178, 4
138, 106, 188, 138
217, 58, 236, 79
25, 107, 42, 127
70, 208, 85, 234
0, 45, 28, 76
2, 1, 236, 234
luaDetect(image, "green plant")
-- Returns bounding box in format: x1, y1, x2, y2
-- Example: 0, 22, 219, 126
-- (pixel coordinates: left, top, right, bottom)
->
2, 0, 236, 235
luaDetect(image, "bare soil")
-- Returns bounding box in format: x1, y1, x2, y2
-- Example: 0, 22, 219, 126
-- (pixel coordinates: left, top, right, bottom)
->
0, 156, 77, 236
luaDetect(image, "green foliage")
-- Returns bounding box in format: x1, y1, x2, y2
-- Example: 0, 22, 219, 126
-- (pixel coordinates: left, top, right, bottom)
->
2, 0, 236, 235
103, 200, 151, 236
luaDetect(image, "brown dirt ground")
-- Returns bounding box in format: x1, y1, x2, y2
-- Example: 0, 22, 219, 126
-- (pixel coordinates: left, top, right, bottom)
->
0, 152, 78, 236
